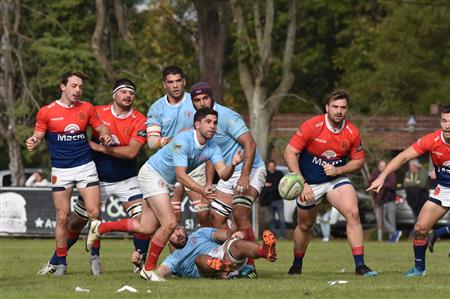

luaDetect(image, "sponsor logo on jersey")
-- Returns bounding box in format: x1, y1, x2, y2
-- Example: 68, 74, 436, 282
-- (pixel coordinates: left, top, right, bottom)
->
321, 150, 337, 159
184, 110, 193, 119
50, 117, 64, 121
312, 156, 342, 167
78, 111, 86, 121
64, 124, 80, 134
315, 138, 327, 143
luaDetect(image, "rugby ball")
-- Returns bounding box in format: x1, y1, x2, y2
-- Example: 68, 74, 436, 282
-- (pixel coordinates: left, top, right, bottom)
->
278, 173, 304, 200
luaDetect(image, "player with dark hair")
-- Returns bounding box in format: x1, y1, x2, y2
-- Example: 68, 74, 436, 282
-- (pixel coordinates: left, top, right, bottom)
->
86, 107, 243, 281
37, 78, 148, 275
284, 89, 378, 277
146, 66, 210, 226
369, 105, 450, 276
189, 82, 266, 278
26, 71, 112, 276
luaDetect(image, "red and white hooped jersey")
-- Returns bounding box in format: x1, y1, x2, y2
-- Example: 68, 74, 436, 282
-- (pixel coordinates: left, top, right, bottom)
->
288, 114, 364, 184
92, 104, 146, 182
34, 100, 102, 168
412, 129, 450, 188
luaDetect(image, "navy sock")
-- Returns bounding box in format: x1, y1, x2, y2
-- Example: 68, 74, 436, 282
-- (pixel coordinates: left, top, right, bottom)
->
413, 239, 427, 271
293, 250, 305, 267
50, 231, 79, 265
352, 246, 364, 267
133, 233, 150, 254
435, 225, 450, 238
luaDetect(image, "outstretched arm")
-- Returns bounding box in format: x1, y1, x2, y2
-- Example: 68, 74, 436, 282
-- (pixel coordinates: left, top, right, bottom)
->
89, 139, 144, 159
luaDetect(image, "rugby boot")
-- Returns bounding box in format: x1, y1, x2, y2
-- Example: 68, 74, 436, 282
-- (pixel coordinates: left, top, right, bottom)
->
239, 264, 257, 279
288, 264, 302, 275
355, 264, 379, 276
428, 230, 438, 253
86, 219, 101, 252
405, 267, 426, 277
90, 255, 102, 275
262, 230, 277, 262
139, 268, 166, 282
37, 261, 56, 275
54, 264, 67, 276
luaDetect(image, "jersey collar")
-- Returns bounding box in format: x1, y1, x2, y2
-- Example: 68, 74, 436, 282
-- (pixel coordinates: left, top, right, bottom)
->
193, 130, 206, 149
110, 104, 133, 119
165, 93, 186, 108
325, 114, 346, 134
441, 130, 450, 146
56, 99, 77, 108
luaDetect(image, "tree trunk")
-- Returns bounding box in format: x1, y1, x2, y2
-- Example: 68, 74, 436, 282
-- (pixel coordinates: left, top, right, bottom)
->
0, 0, 25, 186
193, 0, 230, 102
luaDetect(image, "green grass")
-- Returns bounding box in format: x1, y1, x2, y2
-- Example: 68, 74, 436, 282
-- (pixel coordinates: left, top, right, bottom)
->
1, 237, 449, 299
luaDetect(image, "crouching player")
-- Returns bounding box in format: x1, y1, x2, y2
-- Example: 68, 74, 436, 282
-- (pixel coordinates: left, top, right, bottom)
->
37, 79, 148, 275
368, 105, 450, 276
131, 226, 277, 279
86, 108, 243, 281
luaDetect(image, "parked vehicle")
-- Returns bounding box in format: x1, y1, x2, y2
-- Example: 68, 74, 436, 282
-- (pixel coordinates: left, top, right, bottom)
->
0, 168, 45, 188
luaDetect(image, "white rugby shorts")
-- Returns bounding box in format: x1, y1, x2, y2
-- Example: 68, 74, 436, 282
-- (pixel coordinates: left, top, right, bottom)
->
296, 176, 352, 209
138, 164, 174, 199
429, 184, 450, 208
216, 165, 266, 196
174, 163, 206, 191
99, 176, 143, 204
51, 161, 99, 191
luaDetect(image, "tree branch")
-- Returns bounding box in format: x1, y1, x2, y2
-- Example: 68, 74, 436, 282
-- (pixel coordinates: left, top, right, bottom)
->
253, 2, 263, 57
91, 0, 115, 82
261, 0, 273, 67
266, 0, 296, 114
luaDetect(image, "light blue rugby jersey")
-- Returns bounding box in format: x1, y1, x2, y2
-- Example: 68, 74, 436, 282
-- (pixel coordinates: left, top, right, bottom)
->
146, 92, 196, 138
146, 130, 224, 185
213, 103, 264, 171
162, 227, 219, 278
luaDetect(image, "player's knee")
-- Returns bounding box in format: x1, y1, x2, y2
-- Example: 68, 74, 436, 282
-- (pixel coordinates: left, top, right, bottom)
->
345, 208, 360, 223
161, 220, 178, 234
413, 222, 429, 237
298, 221, 314, 232
55, 211, 70, 225
85, 206, 100, 219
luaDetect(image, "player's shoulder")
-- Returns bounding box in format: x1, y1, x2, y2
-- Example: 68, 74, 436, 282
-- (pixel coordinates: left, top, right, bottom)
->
344, 119, 361, 136
95, 104, 111, 113
77, 100, 95, 110
418, 129, 441, 145
150, 95, 167, 107
304, 114, 325, 127
131, 109, 146, 121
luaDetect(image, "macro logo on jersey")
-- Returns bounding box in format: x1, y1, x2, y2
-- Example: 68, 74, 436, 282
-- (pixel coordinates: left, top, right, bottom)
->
64, 124, 80, 134
56, 124, 87, 142
322, 150, 337, 159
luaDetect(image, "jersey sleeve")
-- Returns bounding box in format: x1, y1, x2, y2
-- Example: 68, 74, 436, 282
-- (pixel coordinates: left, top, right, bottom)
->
146, 103, 162, 137
34, 107, 48, 132
412, 132, 434, 155
172, 136, 190, 167
197, 227, 217, 241
349, 130, 365, 160
161, 253, 178, 275
87, 103, 103, 129
226, 114, 249, 140
208, 142, 225, 165
288, 120, 315, 152
131, 114, 147, 144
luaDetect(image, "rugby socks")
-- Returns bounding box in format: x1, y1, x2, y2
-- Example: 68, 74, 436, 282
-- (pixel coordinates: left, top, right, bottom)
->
241, 227, 255, 266
435, 224, 450, 237
50, 230, 80, 265
292, 250, 305, 267
98, 218, 133, 234
351, 246, 364, 267
91, 239, 101, 256
133, 233, 151, 258
55, 247, 68, 265
144, 237, 165, 271
413, 238, 428, 271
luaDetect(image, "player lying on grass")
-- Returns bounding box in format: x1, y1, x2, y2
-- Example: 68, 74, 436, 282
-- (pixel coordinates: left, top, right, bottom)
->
368, 105, 450, 277
130, 227, 277, 279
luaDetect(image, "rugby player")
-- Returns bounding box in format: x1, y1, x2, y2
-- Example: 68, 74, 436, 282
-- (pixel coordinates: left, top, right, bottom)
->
86, 108, 243, 281
130, 227, 277, 279
189, 82, 266, 278
37, 79, 148, 276
284, 89, 378, 276
146, 66, 210, 226
26, 71, 112, 276
368, 105, 450, 276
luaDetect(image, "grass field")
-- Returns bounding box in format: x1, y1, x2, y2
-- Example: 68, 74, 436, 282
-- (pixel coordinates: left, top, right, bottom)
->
1, 237, 449, 299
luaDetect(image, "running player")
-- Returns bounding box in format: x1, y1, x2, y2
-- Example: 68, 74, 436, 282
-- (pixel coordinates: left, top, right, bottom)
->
146, 66, 209, 226
25, 71, 112, 276
130, 227, 277, 279
368, 105, 450, 276
189, 82, 266, 278
284, 89, 378, 277
37, 79, 148, 276
86, 108, 243, 281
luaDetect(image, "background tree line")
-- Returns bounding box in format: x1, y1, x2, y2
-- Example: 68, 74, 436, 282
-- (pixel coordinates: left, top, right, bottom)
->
1, 0, 449, 185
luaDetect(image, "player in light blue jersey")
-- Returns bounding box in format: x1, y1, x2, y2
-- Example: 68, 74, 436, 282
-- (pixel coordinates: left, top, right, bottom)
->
86, 108, 243, 281
146, 66, 209, 225
130, 227, 277, 279
190, 82, 266, 278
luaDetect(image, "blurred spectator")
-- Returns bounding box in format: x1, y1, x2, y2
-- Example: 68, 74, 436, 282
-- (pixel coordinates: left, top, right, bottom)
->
260, 160, 285, 239
403, 159, 428, 221
25, 171, 50, 187
369, 160, 401, 242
